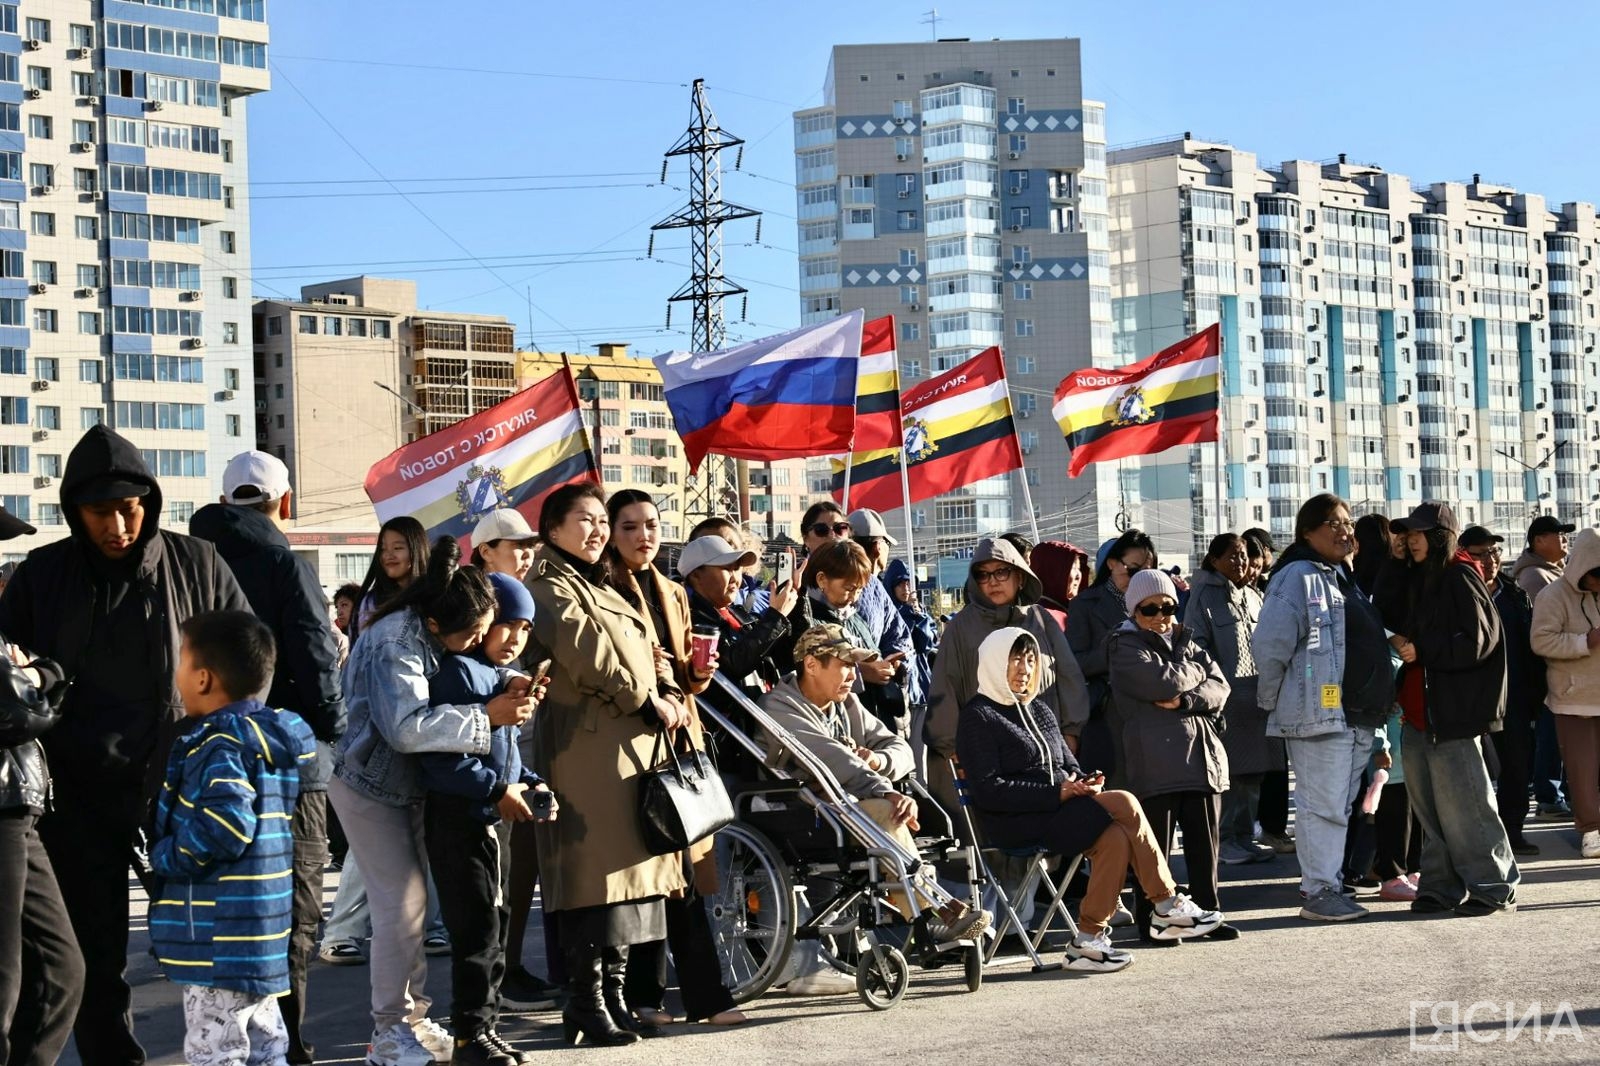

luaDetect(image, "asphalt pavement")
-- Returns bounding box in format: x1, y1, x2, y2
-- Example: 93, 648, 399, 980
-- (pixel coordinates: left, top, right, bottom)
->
63, 815, 1599, 1065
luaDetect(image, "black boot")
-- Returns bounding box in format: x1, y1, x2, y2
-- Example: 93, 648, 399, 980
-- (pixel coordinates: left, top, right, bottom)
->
601, 945, 663, 1038
561, 941, 640, 1047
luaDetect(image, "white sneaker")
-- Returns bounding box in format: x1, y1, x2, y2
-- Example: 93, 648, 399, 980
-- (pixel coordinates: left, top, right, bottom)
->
1066, 929, 1132, 973
1150, 892, 1224, 940
411, 1018, 452, 1062
785, 968, 857, 996
367, 1024, 434, 1066
1582, 829, 1600, 859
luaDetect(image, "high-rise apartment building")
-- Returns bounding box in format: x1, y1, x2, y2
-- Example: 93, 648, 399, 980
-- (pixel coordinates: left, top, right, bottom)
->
794, 39, 1113, 561
0, 0, 268, 560
1109, 136, 1600, 562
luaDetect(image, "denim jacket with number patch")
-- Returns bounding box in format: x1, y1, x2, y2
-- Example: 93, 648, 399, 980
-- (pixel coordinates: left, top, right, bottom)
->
1251, 558, 1350, 739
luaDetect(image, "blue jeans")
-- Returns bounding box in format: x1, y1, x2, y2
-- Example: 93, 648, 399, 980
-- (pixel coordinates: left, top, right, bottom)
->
1285, 727, 1372, 897
1401, 725, 1519, 908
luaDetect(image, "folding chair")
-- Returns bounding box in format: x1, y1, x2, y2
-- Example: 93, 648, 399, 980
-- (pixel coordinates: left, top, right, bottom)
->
948, 757, 1083, 973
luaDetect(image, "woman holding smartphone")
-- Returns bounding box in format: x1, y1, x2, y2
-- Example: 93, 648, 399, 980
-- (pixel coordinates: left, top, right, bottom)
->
956, 628, 1223, 974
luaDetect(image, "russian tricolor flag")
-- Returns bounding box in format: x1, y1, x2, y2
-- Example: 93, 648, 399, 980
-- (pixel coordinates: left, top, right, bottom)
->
654, 310, 865, 472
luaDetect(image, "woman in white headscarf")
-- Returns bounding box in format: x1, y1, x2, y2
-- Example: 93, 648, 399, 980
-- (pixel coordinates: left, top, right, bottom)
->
956, 627, 1222, 973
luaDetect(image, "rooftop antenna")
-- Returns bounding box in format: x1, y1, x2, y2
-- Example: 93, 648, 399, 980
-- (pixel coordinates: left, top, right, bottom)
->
922, 7, 941, 39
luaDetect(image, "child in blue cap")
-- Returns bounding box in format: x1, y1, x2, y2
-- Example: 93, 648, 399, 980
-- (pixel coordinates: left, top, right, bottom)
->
419, 571, 554, 1065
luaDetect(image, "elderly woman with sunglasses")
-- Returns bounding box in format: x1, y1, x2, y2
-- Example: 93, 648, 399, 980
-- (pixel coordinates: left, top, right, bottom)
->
1107, 567, 1236, 941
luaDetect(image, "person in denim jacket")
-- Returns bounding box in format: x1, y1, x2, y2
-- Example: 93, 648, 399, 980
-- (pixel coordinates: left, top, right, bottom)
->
333, 539, 537, 1066
1253, 494, 1382, 923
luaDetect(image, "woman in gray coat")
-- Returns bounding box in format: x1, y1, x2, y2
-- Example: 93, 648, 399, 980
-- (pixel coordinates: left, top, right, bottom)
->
1108, 567, 1235, 941
1182, 533, 1278, 866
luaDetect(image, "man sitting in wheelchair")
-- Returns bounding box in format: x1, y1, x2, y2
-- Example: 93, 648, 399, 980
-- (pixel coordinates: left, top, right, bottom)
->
956, 627, 1223, 973
761, 625, 993, 947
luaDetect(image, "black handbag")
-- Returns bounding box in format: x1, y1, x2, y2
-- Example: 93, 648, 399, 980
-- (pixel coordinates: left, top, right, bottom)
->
637, 727, 734, 856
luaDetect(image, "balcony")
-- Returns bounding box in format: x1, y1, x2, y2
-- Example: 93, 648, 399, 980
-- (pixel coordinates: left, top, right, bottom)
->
926, 214, 998, 239
930, 327, 1004, 350
921, 103, 995, 129
929, 290, 1000, 312
923, 140, 998, 165
927, 254, 999, 277
924, 179, 999, 203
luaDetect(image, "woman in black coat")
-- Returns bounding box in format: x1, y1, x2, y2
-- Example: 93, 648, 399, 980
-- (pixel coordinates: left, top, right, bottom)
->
956, 627, 1222, 972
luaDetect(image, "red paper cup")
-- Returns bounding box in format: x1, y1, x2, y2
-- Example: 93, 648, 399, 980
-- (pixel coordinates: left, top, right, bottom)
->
690, 627, 719, 672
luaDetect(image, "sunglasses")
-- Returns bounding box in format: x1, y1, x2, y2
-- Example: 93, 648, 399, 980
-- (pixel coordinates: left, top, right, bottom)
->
810, 521, 852, 538
974, 567, 1018, 584
1136, 602, 1179, 618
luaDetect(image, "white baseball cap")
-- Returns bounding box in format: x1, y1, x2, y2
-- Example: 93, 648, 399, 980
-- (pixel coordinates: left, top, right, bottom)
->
678, 535, 757, 576
470, 508, 537, 549
222, 450, 292, 504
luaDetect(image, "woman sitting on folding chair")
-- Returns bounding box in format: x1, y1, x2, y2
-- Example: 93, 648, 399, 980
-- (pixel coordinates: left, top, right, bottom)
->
956, 627, 1222, 972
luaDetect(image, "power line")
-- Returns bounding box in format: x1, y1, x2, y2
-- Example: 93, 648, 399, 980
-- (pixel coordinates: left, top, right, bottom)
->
272, 53, 689, 90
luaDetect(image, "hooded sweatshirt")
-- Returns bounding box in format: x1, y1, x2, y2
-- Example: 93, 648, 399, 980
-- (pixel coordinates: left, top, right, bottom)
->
0, 426, 248, 790
1512, 547, 1563, 603
1030, 540, 1089, 629
928, 537, 1089, 763
1530, 527, 1600, 716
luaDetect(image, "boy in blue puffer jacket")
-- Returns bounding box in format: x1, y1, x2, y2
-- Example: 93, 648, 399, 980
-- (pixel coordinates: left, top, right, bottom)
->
150, 610, 314, 1066
419, 571, 554, 1066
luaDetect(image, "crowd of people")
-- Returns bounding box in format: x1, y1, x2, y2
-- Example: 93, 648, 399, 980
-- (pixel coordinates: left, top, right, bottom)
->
1, 424, 1596, 1064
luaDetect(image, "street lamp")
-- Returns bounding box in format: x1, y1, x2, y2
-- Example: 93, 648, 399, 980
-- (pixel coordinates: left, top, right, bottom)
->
373, 379, 423, 416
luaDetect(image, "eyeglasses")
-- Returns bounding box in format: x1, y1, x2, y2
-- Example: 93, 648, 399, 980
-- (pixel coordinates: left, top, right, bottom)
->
1136, 602, 1179, 618
1117, 561, 1145, 575
974, 566, 1018, 584
1467, 546, 1503, 558
1323, 519, 1356, 534
809, 521, 852, 538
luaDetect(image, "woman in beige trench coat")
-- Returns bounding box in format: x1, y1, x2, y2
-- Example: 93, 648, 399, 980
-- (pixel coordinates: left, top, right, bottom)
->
603, 489, 746, 1030
525, 483, 689, 1047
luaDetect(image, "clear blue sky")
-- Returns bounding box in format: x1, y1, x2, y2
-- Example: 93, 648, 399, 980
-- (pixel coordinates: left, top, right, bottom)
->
250, 0, 1600, 357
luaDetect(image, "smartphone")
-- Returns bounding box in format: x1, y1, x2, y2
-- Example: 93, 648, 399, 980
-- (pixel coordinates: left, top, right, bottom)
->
775, 547, 795, 588
529, 658, 553, 685
529, 789, 555, 817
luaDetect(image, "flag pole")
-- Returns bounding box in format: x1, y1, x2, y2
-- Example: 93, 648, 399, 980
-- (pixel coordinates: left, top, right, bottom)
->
897, 452, 917, 592
1213, 321, 1227, 535
842, 454, 853, 513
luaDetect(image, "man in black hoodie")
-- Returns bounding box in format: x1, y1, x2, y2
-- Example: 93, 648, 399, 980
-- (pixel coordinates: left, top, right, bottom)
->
190, 449, 346, 1065
0, 425, 248, 1065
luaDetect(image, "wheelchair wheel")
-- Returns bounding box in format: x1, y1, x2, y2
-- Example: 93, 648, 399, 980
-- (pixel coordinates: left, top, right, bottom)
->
710, 821, 796, 1004
856, 944, 909, 1011
963, 943, 983, 993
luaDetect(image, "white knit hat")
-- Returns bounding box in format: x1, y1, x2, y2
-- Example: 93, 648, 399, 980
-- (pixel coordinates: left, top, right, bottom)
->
1124, 567, 1178, 615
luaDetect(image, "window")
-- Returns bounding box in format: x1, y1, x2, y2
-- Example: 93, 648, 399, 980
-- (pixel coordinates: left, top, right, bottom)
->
26, 67, 50, 92
70, 23, 93, 48
78, 312, 101, 334
222, 276, 237, 299
72, 165, 96, 190
31, 260, 55, 285
220, 230, 236, 253
265, 316, 281, 336
79, 359, 101, 383
74, 216, 97, 239
901, 322, 920, 341
896, 210, 917, 231
80, 408, 103, 429
0, 397, 28, 425
28, 212, 51, 237
28, 115, 51, 140
1013, 281, 1032, 300
1007, 97, 1026, 115
224, 368, 240, 390
0, 497, 27, 523
222, 322, 238, 344
1009, 133, 1027, 154
1015, 318, 1034, 337
372, 320, 392, 339
34, 357, 57, 382
349, 318, 367, 337
899, 248, 917, 267
24, 17, 49, 42
226, 414, 241, 437
298, 315, 316, 334
31, 309, 57, 333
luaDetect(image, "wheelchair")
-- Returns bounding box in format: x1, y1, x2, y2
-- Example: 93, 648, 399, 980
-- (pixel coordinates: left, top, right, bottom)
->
699, 673, 986, 1012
